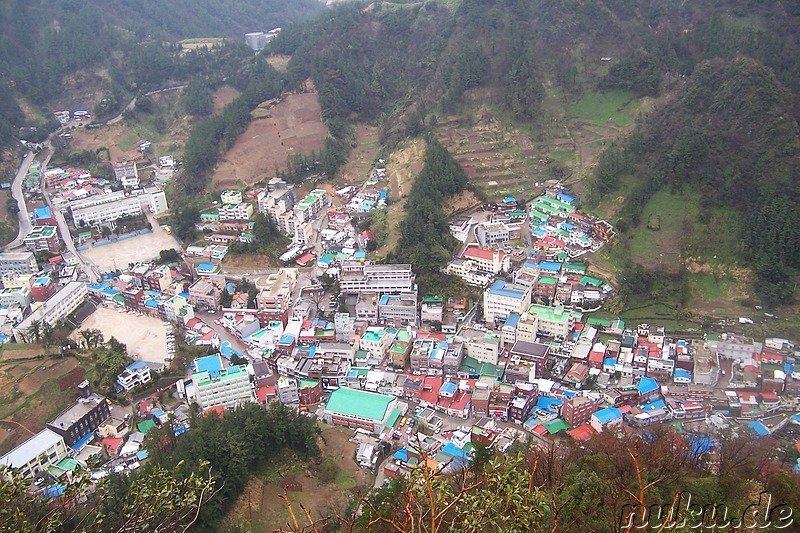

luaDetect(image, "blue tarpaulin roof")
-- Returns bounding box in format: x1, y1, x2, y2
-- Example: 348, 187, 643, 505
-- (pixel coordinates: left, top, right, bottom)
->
748, 421, 770, 436
441, 442, 469, 459
394, 449, 409, 462
43, 485, 66, 498
70, 431, 94, 451
136, 450, 149, 461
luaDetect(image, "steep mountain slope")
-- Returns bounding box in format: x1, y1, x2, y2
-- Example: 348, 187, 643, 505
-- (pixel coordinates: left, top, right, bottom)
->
595, 58, 800, 305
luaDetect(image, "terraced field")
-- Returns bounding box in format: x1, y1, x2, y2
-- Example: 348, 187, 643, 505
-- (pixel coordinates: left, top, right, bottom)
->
438, 117, 555, 202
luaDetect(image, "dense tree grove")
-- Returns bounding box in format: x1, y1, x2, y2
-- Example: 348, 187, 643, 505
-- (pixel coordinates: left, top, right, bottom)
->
145, 403, 320, 531
393, 140, 468, 274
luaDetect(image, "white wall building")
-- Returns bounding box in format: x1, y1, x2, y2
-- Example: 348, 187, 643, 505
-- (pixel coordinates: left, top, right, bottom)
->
194, 365, 254, 410
483, 280, 532, 324
13, 281, 88, 342
0, 429, 69, 479
0, 252, 38, 276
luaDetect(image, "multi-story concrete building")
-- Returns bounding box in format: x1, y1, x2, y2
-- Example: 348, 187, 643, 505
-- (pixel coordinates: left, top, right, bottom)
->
47, 385, 110, 447
114, 160, 139, 187
378, 292, 418, 326
461, 329, 502, 365
14, 281, 88, 342
258, 187, 296, 221
339, 262, 415, 295
0, 287, 32, 308
475, 221, 510, 247
705, 333, 763, 362
24, 225, 60, 252
525, 304, 583, 339
71, 192, 143, 227
0, 252, 38, 276
220, 190, 243, 205
483, 280, 532, 324
194, 365, 254, 410
218, 202, 253, 221
117, 360, 152, 392
562, 396, 600, 427
0, 429, 69, 479
293, 189, 328, 223
188, 278, 222, 310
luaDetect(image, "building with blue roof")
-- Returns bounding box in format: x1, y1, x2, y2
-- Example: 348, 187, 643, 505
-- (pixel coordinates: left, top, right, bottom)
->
591, 407, 623, 432
557, 193, 575, 204
536, 397, 563, 413
117, 360, 152, 391
539, 261, 562, 273
192, 354, 224, 378
33, 206, 52, 221
484, 280, 532, 323
441, 442, 470, 460
748, 421, 770, 436
673, 368, 692, 384
636, 377, 660, 400
439, 381, 458, 397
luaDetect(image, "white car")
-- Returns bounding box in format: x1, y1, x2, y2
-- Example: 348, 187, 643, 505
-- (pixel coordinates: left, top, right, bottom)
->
128, 461, 140, 471
113, 464, 126, 473
91, 470, 108, 481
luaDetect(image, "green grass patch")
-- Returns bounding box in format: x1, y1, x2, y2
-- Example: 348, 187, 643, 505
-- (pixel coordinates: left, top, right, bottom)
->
549, 149, 576, 163
569, 90, 639, 127
627, 189, 699, 267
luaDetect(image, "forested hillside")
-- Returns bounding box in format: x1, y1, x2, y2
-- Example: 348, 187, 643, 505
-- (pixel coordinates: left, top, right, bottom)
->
593, 58, 800, 306
267, 0, 800, 306
0, 0, 323, 146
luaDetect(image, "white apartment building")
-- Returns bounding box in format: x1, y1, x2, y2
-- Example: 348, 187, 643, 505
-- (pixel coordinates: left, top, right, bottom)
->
526, 304, 583, 339
117, 361, 152, 392
0, 252, 38, 276
277, 376, 299, 404
71, 191, 143, 227
0, 429, 69, 479
194, 365, 254, 410
220, 190, 243, 205
339, 262, 415, 295
0, 287, 32, 308
293, 189, 327, 223
218, 202, 253, 221
13, 281, 88, 342
483, 280, 532, 324
461, 329, 502, 365
378, 292, 418, 326
476, 221, 510, 247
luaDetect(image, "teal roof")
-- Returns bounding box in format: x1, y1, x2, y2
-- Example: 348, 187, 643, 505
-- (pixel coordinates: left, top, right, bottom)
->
386, 408, 401, 427
325, 387, 393, 421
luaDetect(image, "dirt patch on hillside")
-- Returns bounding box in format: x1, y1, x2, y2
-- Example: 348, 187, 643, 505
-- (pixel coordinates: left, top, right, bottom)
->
338, 124, 381, 184
212, 87, 328, 191
386, 139, 424, 201
18, 358, 79, 396
443, 190, 482, 217
266, 55, 291, 72
213, 86, 241, 114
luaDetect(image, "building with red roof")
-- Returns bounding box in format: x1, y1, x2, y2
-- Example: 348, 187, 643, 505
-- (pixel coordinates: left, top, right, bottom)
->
567, 423, 597, 441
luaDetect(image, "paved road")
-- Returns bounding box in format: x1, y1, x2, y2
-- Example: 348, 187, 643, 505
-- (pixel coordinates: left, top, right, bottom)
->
4, 150, 36, 250
37, 142, 99, 283
106, 85, 187, 125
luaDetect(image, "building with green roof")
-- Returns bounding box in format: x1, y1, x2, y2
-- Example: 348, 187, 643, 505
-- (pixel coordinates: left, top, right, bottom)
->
323, 387, 397, 434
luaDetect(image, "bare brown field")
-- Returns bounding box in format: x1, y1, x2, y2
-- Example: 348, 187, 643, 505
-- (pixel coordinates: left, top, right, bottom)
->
213, 86, 241, 114
212, 89, 328, 191
266, 55, 291, 72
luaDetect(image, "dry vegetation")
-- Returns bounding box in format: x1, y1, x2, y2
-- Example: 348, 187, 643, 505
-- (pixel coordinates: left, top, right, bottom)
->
211, 87, 328, 191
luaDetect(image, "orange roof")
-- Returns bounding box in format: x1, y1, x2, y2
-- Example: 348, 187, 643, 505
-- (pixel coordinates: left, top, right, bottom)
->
255, 385, 276, 403
101, 437, 123, 454
204, 405, 226, 417
463, 246, 505, 262
567, 423, 596, 441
